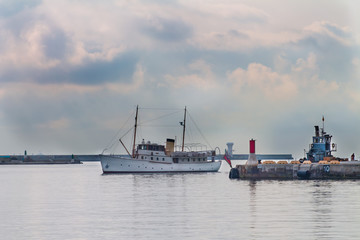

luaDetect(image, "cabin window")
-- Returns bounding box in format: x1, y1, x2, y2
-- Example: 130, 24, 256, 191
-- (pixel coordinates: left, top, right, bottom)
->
151, 157, 153, 160
173, 158, 178, 163
141, 156, 144, 159
188, 159, 190, 162
162, 158, 165, 161
157, 157, 159, 160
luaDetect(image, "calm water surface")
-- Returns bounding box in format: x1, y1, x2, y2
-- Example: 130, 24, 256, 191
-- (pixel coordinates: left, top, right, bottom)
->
0, 162, 359, 240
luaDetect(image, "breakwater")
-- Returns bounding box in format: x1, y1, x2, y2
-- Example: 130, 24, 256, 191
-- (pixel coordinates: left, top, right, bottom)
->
229, 161, 360, 180
0, 154, 93, 164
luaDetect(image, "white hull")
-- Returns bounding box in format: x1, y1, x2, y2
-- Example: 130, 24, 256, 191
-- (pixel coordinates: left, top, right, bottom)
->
100, 155, 222, 173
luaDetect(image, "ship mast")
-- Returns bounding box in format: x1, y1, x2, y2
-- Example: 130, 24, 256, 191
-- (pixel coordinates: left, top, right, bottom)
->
181, 106, 186, 152
132, 105, 139, 158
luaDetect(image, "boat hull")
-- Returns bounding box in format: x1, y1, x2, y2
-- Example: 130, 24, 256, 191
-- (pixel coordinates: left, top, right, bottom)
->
100, 155, 221, 173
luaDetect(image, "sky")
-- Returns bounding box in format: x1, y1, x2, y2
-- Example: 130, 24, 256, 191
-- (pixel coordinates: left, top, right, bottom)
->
0, 0, 359, 159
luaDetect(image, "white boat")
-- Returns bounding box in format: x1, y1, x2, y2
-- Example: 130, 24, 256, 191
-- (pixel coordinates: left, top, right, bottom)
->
100, 106, 222, 173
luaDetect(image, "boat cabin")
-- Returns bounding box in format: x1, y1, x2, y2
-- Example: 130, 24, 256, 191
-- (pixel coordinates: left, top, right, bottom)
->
136, 140, 166, 156
134, 139, 215, 164
138, 143, 165, 152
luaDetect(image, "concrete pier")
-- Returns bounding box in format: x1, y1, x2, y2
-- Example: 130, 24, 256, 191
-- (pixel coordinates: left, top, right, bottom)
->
230, 161, 360, 180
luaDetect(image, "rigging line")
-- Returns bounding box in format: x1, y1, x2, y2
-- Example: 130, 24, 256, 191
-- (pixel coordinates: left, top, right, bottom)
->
187, 111, 213, 150
138, 110, 183, 125
120, 126, 134, 140
104, 110, 135, 150
139, 107, 183, 110
185, 120, 194, 143
137, 112, 144, 143
140, 125, 179, 128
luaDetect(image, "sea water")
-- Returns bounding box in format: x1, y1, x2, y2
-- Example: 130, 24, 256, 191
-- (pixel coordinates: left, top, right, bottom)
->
0, 162, 359, 240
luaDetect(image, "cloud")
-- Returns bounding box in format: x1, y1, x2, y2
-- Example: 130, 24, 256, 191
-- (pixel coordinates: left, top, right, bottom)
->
0, 0, 41, 17
141, 16, 193, 42
163, 60, 217, 90
228, 63, 298, 101
37, 117, 70, 130
105, 63, 145, 94
181, 0, 268, 22
303, 21, 353, 45
66, 53, 139, 85
0, 19, 63, 72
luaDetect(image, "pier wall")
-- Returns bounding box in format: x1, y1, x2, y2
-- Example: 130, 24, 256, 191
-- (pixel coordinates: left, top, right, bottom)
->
232, 162, 360, 180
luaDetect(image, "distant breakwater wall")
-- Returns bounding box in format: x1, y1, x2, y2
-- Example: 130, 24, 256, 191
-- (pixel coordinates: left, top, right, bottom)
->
0, 154, 103, 164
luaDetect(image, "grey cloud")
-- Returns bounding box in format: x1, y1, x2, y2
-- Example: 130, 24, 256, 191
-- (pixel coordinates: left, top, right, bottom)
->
68, 53, 139, 85
25, 52, 139, 85
228, 29, 249, 39
0, 47, 140, 86
0, 0, 41, 17
0, 8, 69, 61
294, 33, 356, 82
142, 17, 193, 42
42, 28, 68, 60
322, 22, 351, 38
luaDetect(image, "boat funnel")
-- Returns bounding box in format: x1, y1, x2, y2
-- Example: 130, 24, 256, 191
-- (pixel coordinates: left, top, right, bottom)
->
166, 138, 175, 156
247, 139, 258, 165
314, 126, 320, 137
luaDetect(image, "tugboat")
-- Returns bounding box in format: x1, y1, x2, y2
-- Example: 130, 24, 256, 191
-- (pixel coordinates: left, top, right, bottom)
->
100, 106, 221, 173
306, 117, 337, 162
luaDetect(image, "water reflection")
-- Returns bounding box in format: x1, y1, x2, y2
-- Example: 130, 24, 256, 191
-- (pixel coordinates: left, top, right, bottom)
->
310, 181, 334, 239
248, 180, 258, 239
1, 164, 360, 240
